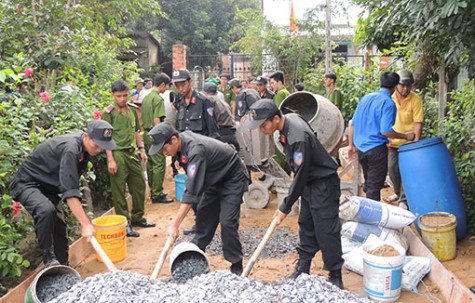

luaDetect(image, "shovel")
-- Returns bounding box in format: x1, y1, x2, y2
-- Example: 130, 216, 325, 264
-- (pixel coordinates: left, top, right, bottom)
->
90, 236, 118, 272
241, 216, 279, 278
150, 236, 174, 279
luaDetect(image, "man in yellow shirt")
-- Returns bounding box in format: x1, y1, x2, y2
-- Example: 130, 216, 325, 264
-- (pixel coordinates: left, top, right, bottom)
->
388, 70, 424, 209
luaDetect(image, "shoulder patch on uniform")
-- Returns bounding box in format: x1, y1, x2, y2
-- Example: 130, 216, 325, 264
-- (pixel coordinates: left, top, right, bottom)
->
187, 163, 197, 178
105, 104, 115, 114
293, 151, 303, 167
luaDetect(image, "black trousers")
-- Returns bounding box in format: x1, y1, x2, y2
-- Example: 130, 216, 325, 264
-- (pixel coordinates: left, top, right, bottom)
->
10, 179, 69, 264
192, 169, 248, 265
297, 173, 343, 272
357, 144, 388, 201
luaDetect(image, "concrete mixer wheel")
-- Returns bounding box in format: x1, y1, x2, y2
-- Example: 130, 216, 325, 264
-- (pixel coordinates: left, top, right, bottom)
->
243, 183, 270, 209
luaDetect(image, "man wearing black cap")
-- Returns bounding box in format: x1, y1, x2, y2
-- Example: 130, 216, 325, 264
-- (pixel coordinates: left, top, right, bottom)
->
255, 76, 275, 99
229, 78, 260, 122
172, 69, 220, 235
148, 123, 249, 275
202, 82, 239, 150
9, 120, 116, 267
348, 71, 416, 202
172, 69, 219, 139
142, 73, 174, 204
248, 99, 344, 289
324, 72, 343, 110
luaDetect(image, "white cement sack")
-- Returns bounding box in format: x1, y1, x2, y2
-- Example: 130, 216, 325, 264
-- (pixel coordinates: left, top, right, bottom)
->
401, 256, 432, 292
342, 245, 364, 275
339, 196, 416, 229
341, 235, 363, 255
341, 221, 408, 250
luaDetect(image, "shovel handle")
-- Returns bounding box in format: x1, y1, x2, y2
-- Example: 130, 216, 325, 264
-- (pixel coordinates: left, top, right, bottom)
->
150, 236, 174, 279
90, 236, 118, 272
241, 216, 279, 278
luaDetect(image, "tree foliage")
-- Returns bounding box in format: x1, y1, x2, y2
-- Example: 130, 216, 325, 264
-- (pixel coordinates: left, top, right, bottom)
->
232, 8, 326, 88
145, 0, 261, 62
354, 0, 475, 69
0, 0, 157, 292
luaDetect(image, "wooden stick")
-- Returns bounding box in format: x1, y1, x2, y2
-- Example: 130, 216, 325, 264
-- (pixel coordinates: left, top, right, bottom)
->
241, 217, 279, 278
150, 236, 174, 279
90, 236, 118, 272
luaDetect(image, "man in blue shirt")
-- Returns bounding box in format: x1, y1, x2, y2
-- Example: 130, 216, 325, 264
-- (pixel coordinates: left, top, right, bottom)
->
348, 71, 415, 201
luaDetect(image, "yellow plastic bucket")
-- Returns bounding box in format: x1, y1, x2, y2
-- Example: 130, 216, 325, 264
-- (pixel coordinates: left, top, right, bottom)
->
92, 215, 127, 263
418, 212, 457, 261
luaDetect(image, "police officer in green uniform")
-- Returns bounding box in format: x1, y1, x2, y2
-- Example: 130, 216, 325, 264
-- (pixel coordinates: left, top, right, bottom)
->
269, 71, 290, 107
218, 74, 235, 108
249, 99, 344, 289
102, 80, 155, 238
148, 123, 249, 275
141, 73, 174, 204
9, 120, 116, 267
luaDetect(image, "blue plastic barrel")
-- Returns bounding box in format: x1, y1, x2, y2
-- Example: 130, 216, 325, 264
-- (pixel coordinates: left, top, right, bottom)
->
399, 137, 466, 238
174, 174, 187, 201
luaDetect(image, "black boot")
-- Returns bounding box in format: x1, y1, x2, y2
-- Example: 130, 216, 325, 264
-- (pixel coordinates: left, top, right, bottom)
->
329, 269, 344, 289
287, 259, 311, 279
230, 261, 243, 276
42, 249, 60, 267
126, 224, 140, 237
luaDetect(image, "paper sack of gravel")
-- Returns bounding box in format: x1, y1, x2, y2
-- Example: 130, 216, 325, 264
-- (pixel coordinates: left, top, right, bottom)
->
48, 270, 373, 303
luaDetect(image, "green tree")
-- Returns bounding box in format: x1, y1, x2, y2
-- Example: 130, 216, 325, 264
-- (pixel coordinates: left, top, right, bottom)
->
142, 0, 260, 66
232, 8, 326, 88
354, 0, 475, 86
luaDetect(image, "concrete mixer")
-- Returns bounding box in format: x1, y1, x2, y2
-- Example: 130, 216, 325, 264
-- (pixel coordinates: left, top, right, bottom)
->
237, 91, 346, 211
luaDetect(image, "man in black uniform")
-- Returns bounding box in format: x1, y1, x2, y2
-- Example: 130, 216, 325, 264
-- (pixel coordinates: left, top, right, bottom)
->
255, 76, 275, 99
148, 123, 249, 275
229, 78, 260, 123
173, 69, 220, 139
248, 99, 344, 289
173, 68, 220, 235
9, 120, 116, 267
202, 82, 239, 150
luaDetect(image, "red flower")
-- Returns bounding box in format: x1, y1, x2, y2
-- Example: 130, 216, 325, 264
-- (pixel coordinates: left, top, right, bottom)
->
40, 92, 51, 102
25, 68, 33, 77
12, 201, 20, 216
94, 111, 102, 120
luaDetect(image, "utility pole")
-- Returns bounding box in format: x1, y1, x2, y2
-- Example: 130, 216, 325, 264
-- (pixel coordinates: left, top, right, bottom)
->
325, 0, 332, 73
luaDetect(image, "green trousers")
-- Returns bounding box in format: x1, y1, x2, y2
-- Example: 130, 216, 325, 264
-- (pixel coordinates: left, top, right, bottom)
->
109, 149, 145, 223
144, 131, 166, 199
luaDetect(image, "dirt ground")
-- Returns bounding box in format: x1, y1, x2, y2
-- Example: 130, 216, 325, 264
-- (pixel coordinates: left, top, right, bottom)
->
75, 166, 475, 303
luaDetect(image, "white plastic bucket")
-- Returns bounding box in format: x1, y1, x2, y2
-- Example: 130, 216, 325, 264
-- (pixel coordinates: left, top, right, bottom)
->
362, 242, 406, 302
169, 242, 210, 276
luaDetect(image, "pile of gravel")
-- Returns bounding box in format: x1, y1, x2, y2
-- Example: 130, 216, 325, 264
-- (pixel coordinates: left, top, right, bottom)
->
180, 227, 298, 258
49, 270, 372, 303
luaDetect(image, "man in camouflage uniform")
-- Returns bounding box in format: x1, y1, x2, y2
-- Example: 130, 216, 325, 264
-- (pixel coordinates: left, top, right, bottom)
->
102, 80, 155, 237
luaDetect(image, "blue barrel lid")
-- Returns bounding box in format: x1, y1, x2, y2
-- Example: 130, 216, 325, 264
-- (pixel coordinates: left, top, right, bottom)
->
399, 137, 443, 152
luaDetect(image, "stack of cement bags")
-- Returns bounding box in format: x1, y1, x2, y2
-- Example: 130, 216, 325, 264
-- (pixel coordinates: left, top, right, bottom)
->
339, 196, 431, 292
